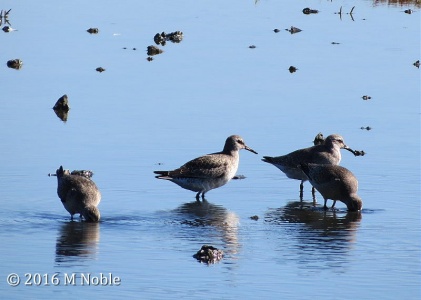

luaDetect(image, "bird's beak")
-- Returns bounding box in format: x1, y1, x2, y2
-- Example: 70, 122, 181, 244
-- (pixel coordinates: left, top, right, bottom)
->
245, 145, 258, 154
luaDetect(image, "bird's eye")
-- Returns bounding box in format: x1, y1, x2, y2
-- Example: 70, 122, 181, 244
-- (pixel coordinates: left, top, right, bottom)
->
237, 139, 244, 144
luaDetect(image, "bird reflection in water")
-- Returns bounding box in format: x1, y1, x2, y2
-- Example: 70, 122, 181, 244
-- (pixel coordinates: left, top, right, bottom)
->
55, 221, 100, 265
265, 200, 362, 270
174, 200, 240, 256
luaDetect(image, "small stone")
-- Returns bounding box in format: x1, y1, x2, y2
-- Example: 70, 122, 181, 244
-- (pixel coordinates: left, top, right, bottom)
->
53, 94, 70, 122
273, 28, 280, 33
250, 215, 259, 221
362, 95, 371, 100
249, 45, 256, 49
286, 26, 302, 34
147, 45, 163, 56
6, 59, 23, 70
288, 66, 298, 73
87, 28, 99, 34
146, 57, 154, 61
53, 94, 70, 112
95, 67, 105, 73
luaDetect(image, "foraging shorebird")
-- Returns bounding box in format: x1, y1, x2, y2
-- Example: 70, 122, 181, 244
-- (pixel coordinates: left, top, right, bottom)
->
262, 134, 352, 196
154, 135, 257, 200
299, 163, 363, 212
51, 166, 101, 222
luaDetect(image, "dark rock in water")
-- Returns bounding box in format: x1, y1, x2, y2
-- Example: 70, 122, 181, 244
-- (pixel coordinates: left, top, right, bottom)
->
313, 132, 324, 146
331, 42, 341, 45
413, 60, 420, 68
96, 67, 105, 73
7, 59, 22, 70
250, 215, 259, 221
53, 95, 70, 112
404, 9, 413, 14
193, 245, 223, 264
147, 45, 163, 56
154, 31, 184, 46
87, 28, 99, 34
273, 28, 280, 33
53, 95, 70, 122
288, 66, 298, 73
360, 126, 372, 131
71, 170, 94, 179
249, 45, 256, 49
286, 26, 302, 34
362, 95, 371, 100
146, 57, 154, 61
302, 8, 319, 15
53, 109, 69, 122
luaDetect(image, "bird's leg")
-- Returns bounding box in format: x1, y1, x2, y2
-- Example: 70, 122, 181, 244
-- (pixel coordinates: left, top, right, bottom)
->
311, 186, 316, 197
299, 181, 304, 194
195, 192, 201, 201
299, 190, 304, 201
331, 200, 337, 209
323, 198, 328, 210
201, 192, 206, 201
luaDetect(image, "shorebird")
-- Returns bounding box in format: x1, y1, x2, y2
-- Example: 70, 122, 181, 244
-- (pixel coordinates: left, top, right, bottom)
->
299, 163, 363, 211
262, 134, 351, 196
154, 135, 257, 200
51, 166, 101, 222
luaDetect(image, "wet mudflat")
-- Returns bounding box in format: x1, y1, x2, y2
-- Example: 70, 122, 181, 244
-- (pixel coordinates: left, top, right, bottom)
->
0, 0, 419, 299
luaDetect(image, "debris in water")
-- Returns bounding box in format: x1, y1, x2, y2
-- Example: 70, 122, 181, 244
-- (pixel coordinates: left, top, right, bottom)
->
193, 245, 224, 264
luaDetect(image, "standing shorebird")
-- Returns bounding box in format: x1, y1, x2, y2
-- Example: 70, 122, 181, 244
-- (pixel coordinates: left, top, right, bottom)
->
51, 166, 101, 222
299, 163, 363, 211
262, 134, 351, 196
154, 135, 258, 200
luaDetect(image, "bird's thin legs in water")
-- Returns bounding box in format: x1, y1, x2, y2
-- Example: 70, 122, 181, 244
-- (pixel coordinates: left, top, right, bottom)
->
299, 180, 304, 201
323, 198, 328, 210
311, 186, 316, 198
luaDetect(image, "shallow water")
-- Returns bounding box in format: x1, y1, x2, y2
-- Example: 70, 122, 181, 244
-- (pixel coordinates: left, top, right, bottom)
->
0, 0, 420, 299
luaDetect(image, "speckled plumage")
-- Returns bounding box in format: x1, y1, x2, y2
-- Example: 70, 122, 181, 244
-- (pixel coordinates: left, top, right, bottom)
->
55, 166, 101, 222
154, 135, 257, 199
262, 134, 350, 194
300, 163, 363, 211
